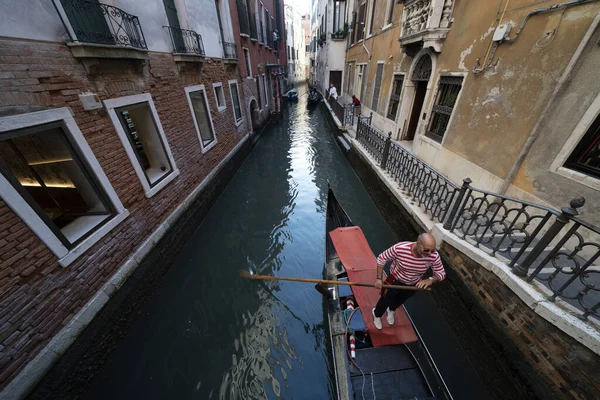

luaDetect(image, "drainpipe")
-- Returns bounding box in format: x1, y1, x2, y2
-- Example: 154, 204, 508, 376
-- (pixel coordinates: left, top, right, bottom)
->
498, 12, 600, 195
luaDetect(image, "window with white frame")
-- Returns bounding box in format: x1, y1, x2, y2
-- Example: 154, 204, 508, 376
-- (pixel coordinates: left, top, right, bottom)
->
105, 94, 179, 198
387, 74, 404, 120
212, 82, 226, 112
564, 114, 600, 179
0, 108, 129, 266
385, 0, 394, 26
426, 76, 464, 143
372, 62, 384, 113
368, 0, 376, 35
262, 74, 269, 106
185, 85, 218, 153
229, 80, 243, 125
243, 48, 252, 78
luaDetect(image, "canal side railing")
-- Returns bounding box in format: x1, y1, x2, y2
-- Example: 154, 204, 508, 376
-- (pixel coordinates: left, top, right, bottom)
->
327, 96, 345, 124
355, 116, 600, 320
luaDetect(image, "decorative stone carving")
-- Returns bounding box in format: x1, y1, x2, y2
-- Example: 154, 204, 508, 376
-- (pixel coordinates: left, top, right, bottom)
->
399, 0, 454, 53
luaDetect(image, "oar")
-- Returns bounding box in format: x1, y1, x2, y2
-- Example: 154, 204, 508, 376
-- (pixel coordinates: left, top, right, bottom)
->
239, 270, 431, 299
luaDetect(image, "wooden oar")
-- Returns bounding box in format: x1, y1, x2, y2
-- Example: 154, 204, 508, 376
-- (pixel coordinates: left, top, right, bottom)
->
239, 270, 431, 298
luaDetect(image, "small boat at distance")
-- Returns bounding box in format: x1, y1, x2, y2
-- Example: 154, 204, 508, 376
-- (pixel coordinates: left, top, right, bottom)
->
325, 187, 451, 400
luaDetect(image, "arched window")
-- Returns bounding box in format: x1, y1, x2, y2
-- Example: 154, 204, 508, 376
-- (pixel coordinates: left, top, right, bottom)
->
411, 55, 432, 82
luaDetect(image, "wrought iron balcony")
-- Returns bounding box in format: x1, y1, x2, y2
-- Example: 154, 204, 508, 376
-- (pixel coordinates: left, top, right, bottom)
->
223, 42, 238, 60
58, 0, 147, 49
399, 0, 454, 53
236, 0, 250, 36
164, 26, 205, 55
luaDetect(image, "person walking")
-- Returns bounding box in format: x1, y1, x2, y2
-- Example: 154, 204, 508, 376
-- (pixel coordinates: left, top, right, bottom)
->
328, 84, 338, 100
372, 233, 446, 330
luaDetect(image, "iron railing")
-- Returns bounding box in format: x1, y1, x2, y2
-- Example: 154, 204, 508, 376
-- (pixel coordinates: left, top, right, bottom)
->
58, 0, 147, 49
223, 42, 238, 59
354, 116, 600, 320
344, 105, 355, 126
236, 0, 250, 36
164, 26, 204, 55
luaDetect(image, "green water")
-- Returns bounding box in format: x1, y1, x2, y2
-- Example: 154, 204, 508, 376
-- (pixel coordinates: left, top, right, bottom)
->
83, 94, 406, 399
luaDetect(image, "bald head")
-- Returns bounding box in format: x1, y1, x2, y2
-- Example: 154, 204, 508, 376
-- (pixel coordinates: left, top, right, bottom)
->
415, 233, 436, 257
418, 232, 436, 247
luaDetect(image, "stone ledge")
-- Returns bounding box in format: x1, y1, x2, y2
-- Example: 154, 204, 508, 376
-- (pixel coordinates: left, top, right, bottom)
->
172, 53, 205, 63
67, 42, 149, 60
0, 134, 251, 400
347, 135, 600, 355
223, 58, 239, 65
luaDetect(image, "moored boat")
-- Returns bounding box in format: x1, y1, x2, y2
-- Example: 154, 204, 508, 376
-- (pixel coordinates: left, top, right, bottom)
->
324, 187, 451, 400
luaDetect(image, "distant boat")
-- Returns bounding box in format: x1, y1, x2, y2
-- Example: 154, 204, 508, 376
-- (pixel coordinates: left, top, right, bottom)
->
283, 88, 299, 101
307, 90, 320, 106
325, 187, 451, 400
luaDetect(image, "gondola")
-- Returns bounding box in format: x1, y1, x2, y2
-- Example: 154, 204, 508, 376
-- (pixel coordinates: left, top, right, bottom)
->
307, 89, 320, 107
325, 187, 451, 400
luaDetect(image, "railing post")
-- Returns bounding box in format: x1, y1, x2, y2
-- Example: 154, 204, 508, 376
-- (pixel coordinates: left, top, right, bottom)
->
368, 112, 373, 125
443, 177, 472, 230
512, 197, 586, 277
380, 132, 392, 169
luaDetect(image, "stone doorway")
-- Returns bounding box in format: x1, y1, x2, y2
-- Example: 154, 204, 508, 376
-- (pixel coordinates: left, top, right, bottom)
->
404, 54, 432, 141
249, 99, 258, 132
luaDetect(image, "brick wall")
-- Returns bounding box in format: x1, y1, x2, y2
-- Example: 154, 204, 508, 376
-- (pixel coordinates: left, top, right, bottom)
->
0, 38, 250, 389
439, 243, 600, 400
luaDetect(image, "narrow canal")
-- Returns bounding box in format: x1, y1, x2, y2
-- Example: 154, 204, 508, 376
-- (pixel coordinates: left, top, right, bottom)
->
77, 92, 410, 399
46, 90, 504, 399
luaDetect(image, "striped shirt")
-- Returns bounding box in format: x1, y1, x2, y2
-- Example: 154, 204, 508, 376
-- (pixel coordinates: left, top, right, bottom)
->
376, 242, 446, 285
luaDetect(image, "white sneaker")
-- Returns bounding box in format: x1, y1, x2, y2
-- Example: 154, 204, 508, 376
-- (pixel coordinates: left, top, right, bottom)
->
386, 308, 395, 325
372, 308, 382, 330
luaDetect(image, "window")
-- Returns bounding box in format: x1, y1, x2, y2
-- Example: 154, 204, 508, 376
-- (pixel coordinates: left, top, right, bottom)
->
368, 0, 377, 35
0, 108, 128, 266
105, 94, 179, 197
262, 74, 269, 106
184, 85, 218, 153
229, 80, 243, 125
372, 63, 384, 113
243, 48, 252, 78
427, 76, 464, 143
333, 0, 346, 32
386, 0, 394, 25
357, 3, 366, 41
565, 115, 600, 179
256, 76, 262, 109
212, 82, 226, 112
387, 74, 404, 120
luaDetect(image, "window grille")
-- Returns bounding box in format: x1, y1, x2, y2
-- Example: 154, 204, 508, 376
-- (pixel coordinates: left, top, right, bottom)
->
387, 75, 404, 120
427, 76, 463, 143
372, 63, 384, 113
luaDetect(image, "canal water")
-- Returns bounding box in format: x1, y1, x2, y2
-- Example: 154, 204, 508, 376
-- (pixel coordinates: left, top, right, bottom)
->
81, 92, 487, 399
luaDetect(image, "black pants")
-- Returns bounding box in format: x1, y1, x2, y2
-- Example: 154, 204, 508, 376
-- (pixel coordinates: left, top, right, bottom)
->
374, 280, 415, 317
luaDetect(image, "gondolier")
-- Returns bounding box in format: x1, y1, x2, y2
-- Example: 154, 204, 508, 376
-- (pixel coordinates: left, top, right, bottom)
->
372, 233, 446, 330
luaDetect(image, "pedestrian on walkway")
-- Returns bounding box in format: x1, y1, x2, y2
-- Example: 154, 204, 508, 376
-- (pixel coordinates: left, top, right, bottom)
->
352, 95, 361, 116
372, 232, 446, 330
328, 84, 338, 100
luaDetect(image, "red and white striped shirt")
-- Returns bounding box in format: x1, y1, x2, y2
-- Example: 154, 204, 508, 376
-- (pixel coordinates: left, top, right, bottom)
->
376, 242, 446, 285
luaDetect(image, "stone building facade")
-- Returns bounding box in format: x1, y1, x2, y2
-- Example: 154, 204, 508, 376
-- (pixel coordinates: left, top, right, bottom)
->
343, 0, 600, 224
230, 0, 287, 129
0, 0, 264, 396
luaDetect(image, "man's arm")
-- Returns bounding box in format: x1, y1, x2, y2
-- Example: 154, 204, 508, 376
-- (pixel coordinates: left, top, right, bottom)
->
415, 254, 446, 289
374, 245, 397, 288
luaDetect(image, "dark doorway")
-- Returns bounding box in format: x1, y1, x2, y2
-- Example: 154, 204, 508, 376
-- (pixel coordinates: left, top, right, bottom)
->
404, 54, 432, 141
250, 99, 259, 132
329, 71, 342, 96
405, 81, 428, 140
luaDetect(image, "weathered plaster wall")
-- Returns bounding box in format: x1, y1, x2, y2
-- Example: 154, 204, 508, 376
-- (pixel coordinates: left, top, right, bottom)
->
0, 0, 65, 43
516, 24, 600, 223
437, 1, 598, 179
